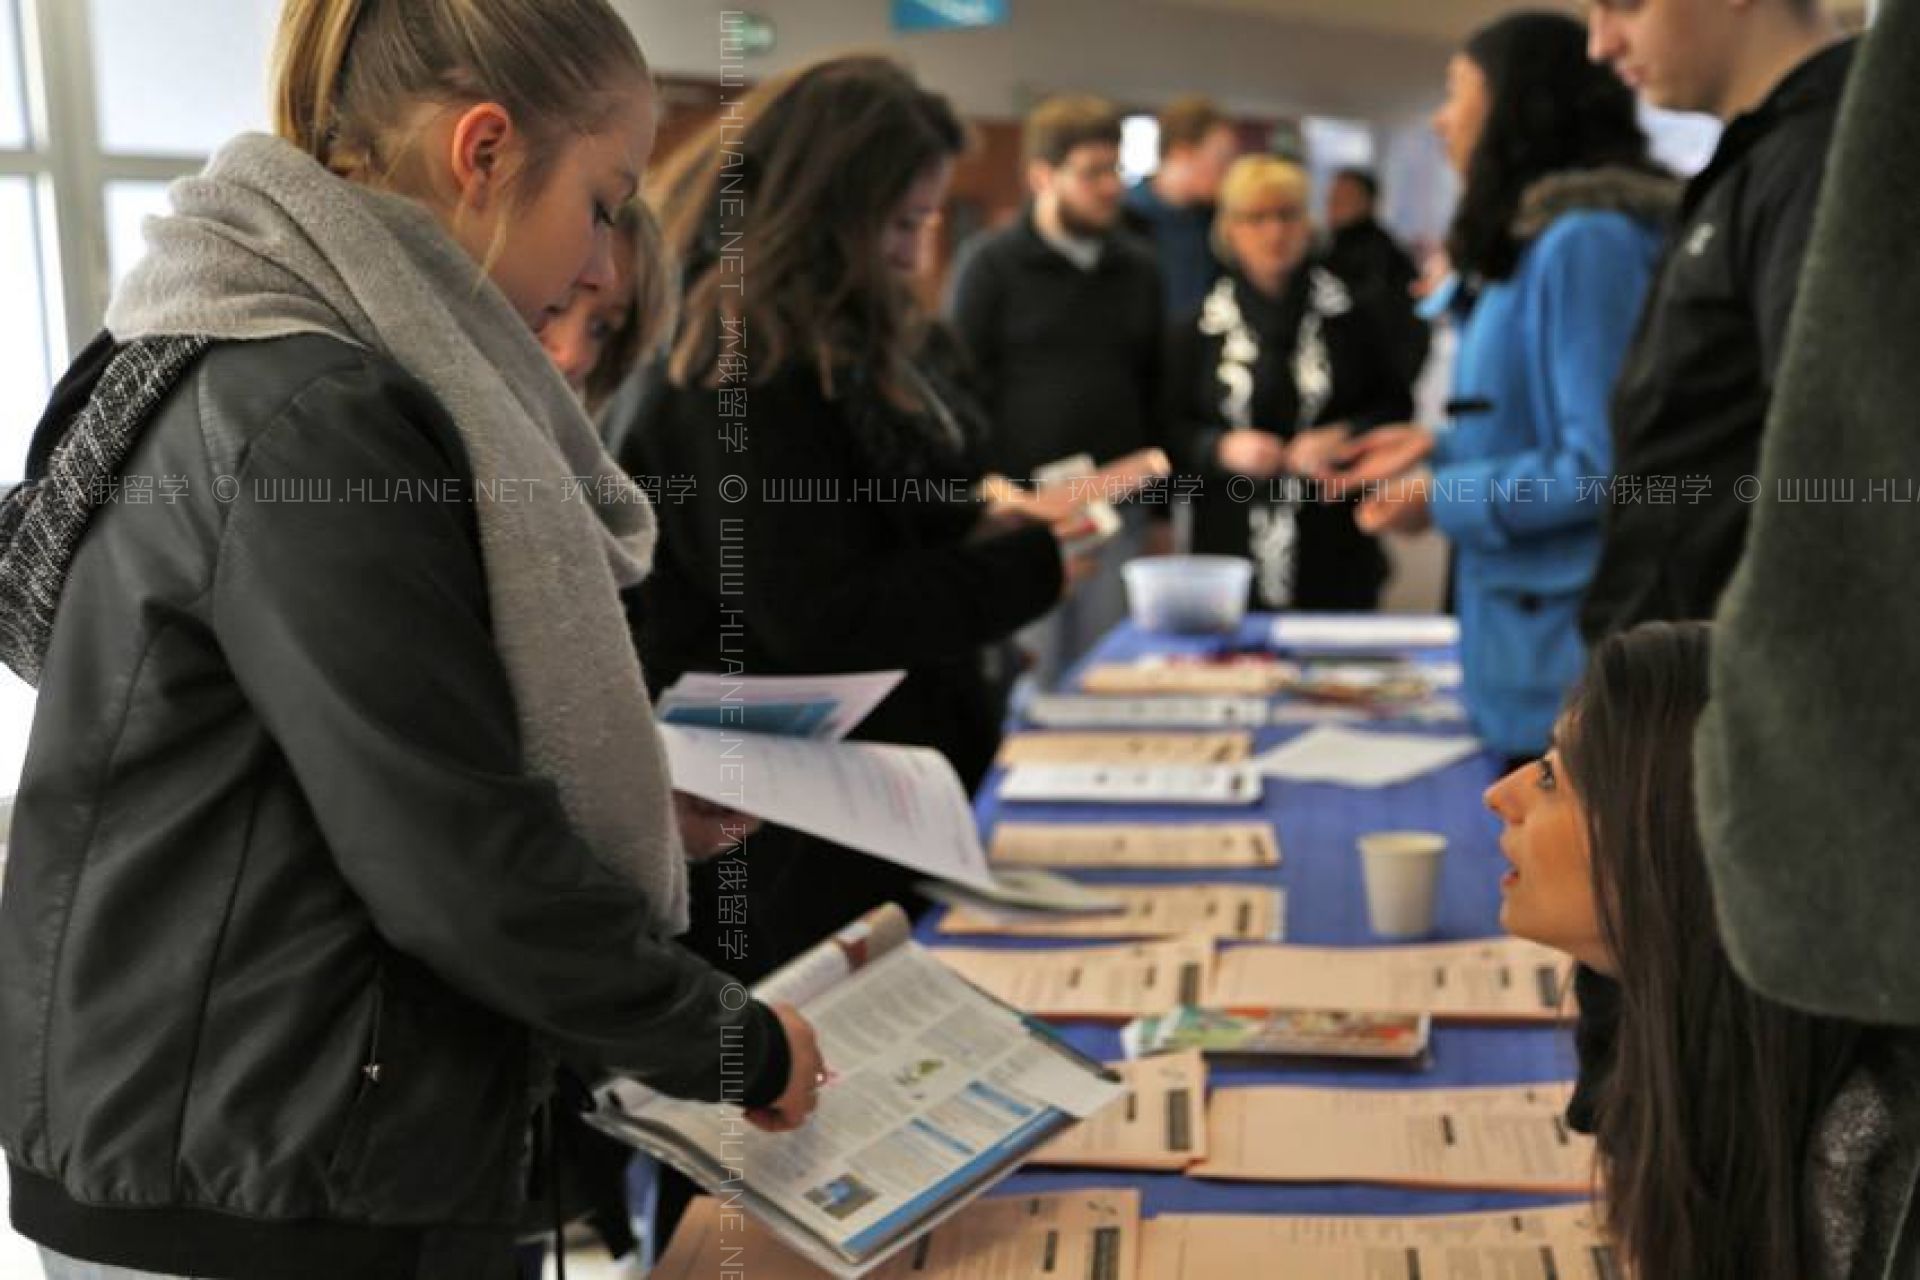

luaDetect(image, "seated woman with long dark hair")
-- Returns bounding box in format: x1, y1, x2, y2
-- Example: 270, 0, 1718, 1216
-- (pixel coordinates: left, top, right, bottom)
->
1484, 621, 1920, 1280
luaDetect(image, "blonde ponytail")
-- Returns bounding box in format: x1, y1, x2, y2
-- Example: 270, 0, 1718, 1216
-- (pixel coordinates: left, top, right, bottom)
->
270, 0, 365, 166
267, 0, 647, 187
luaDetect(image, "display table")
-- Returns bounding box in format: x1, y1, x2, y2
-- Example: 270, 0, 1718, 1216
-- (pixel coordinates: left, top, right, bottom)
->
913, 614, 1583, 1219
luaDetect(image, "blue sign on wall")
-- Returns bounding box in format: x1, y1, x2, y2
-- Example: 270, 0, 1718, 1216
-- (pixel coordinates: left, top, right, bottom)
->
892, 0, 1010, 34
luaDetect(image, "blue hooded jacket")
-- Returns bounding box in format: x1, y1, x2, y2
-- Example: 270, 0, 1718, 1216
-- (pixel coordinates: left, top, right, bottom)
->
1427, 169, 1674, 756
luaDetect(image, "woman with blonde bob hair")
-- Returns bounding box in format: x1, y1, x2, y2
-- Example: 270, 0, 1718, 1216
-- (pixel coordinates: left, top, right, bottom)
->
1165, 152, 1413, 610
0, 2, 825, 1277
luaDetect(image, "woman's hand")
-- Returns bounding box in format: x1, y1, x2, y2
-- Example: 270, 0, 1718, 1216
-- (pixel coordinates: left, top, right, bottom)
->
673, 791, 760, 861
1322, 424, 1435, 485
1217, 429, 1289, 477
1355, 473, 1435, 536
746, 1003, 827, 1133
1286, 423, 1353, 480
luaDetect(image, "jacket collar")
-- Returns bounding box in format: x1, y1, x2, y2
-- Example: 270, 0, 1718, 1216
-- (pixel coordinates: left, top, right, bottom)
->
1511, 165, 1683, 242
1688, 37, 1857, 214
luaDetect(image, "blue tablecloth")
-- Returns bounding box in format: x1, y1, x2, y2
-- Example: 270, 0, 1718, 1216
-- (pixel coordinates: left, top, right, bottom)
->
913, 614, 1582, 1219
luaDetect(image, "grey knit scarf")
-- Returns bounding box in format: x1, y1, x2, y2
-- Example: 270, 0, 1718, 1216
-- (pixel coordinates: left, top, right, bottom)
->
101, 132, 688, 934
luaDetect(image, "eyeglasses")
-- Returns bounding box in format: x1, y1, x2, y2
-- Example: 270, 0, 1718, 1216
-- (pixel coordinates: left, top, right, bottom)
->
1229, 205, 1307, 225
1058, 161, 1123, 184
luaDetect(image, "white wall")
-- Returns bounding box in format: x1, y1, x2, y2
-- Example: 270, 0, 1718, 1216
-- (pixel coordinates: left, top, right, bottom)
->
620, 0, 1455, 124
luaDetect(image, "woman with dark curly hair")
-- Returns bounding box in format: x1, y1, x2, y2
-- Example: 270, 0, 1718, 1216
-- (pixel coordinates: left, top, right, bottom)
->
1326, 10, 1675, 764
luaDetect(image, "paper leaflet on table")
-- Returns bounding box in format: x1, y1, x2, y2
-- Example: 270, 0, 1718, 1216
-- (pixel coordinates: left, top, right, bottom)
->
656, 670, 905, 741
989, 822, 1281, 869
1139, 1201, 1613, 1280
1191, 1081, 1592, 1193
589, 903, 1127, 1278
932, 936, 1216, 1020
997, 763, 1264, 806
1251, 724, 1482, 788
1209, 937, 1574, 1023
930, 883, 1283, 942
995, 730, 1252, 767
661, 723, 1111, 910
652, 1188, 1143, 1280
1024, 694, 1272, 729
1028, 1050, 1208, 1172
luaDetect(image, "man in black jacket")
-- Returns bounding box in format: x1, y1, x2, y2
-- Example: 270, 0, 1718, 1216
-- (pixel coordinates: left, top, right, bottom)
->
1323, 167, 1430, 388
949, 95, 1166, 686
1579, 0, 1854, 640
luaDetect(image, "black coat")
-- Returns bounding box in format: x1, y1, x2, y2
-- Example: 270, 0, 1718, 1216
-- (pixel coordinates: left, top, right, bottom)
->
624, 356, 1063, 976
1580, 39, 1856, 641
1165, 268, 1414, 611
0, 335, 783, 1280
948, 213, 1166, 480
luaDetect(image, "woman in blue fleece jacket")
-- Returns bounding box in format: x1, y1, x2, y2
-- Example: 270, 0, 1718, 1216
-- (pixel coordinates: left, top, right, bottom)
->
1329, 11, 1675, 759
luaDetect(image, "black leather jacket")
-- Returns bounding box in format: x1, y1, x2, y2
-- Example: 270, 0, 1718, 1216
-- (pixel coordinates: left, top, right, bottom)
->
0, 335, 781, 1280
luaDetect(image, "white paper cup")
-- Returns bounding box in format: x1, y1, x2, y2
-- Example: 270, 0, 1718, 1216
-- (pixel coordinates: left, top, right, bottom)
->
1358, 831, 1447, 938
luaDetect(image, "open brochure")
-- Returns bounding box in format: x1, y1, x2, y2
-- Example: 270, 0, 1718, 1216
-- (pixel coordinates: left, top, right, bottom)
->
657, 671, 905, 741
589, 905, 1126, 1278
1209, 937, 1573, 1023
655, 1187, 1143, 1280
1190, 1082, 1593, 1193
1139, 1202, 1612, 1280
661, 722, 1112, 912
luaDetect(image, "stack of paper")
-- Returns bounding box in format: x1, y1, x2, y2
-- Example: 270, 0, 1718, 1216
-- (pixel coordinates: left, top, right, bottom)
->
1209, 938, 1572, 1023
1252, 725, 1481, 787
1192, 1082, 1591, 1193
1030, 1051, 1208, 1171
989, 822, 1281, 869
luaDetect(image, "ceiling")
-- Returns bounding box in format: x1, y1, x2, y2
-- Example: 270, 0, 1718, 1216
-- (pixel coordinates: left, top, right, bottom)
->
1157, 0, 1868, 42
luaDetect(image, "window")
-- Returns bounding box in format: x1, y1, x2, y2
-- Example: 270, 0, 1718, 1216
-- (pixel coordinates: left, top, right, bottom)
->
0, 0, 285, 481
90, 0, 276, 156
0, 177, 53, 471
105, 179, 171, 288
0, 0, 27, 149
1120, 113, 1159, 186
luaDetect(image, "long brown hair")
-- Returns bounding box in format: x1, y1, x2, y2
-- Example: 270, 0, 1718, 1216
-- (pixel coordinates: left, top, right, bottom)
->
659, 56, 964, 406
1562, 621, 1866, 1280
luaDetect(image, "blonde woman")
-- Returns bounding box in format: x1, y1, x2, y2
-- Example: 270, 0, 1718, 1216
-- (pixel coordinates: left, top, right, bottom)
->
0, 2, 824, 1277
1164, 154, 1413, 610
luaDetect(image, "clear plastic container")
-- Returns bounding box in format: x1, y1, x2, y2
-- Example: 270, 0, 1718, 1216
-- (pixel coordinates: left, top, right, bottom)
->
1122, 556, 1254, 635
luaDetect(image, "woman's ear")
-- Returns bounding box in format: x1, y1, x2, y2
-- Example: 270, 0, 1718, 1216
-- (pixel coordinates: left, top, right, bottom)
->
447, 102, 517, 212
